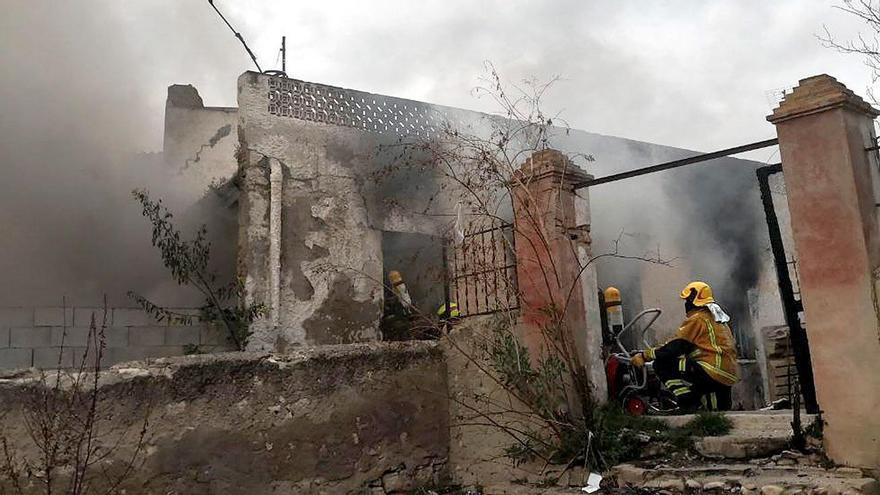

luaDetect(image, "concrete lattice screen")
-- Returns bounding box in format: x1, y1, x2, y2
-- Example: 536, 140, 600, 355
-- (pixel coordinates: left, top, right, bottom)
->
267, 76, 465, 139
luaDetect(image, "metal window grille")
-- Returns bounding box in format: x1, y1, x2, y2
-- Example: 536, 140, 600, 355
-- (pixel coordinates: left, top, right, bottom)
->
445, 220, 519, 317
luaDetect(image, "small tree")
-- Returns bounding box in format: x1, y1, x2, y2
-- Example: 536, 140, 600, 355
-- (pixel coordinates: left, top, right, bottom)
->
129, 189, 264, 351
820, 0, 880, 103
369, 64, 674, 473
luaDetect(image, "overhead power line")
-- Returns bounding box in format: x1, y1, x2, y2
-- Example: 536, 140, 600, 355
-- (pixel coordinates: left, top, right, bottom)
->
207, 0, 263, 73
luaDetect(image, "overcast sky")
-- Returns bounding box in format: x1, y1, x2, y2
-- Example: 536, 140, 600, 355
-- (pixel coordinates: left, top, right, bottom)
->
0, 1, 877, 305
1, 1, 875, 160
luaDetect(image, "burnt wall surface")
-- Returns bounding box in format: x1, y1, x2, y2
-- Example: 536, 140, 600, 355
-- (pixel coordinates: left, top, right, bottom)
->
235, 71, 776, 359
237, 72, 452, 350
0, 342, 449, 494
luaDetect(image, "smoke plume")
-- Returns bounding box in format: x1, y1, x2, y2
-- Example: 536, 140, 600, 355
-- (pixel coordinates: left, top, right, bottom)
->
0, 2, 239, 306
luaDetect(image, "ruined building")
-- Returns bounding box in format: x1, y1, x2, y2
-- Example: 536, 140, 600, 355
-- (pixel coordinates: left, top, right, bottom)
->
0, 71, 785, 407
3, 73, 880, 491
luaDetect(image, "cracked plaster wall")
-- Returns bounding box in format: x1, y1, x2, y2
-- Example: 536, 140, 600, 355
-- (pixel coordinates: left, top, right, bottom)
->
164, 84, 238, 191
237, 73, 448, 350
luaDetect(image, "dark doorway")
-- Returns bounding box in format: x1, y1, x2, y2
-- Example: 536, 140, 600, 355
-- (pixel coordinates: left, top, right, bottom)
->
380, 231, 445, 340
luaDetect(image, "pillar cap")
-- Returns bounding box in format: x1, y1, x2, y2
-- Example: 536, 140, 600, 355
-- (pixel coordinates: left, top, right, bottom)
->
515, 149, 593, 185
767, 74, 880, 124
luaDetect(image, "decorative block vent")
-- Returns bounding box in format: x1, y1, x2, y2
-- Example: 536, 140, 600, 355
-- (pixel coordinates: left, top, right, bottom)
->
268, 76, 457, 138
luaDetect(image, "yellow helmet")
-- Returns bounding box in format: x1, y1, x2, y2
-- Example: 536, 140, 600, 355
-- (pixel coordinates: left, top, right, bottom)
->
603, 286, 621, 304
680, 281, 715, 307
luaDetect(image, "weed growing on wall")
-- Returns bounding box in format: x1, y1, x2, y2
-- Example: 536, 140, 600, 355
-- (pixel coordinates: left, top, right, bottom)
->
129, 189, 265, 350
467, 316, 731, 471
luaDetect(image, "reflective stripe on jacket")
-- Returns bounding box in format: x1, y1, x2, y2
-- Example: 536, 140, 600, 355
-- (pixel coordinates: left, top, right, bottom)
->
677, 308, 739, 386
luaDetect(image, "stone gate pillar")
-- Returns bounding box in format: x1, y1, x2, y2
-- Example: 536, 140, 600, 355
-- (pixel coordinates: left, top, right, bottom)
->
768, 75, 880, 469
511, 149, 607, 402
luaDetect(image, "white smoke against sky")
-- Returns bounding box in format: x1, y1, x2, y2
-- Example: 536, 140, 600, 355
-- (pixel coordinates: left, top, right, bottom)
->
0, 0, 873, 307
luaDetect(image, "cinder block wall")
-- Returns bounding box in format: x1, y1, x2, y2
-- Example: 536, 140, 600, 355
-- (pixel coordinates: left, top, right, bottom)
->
0, 307, 231, 370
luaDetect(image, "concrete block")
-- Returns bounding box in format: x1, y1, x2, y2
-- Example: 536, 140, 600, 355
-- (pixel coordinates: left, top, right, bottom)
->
52, 326, 130, 349
103, 347, 148, 367
0, 308, 34, 327
34, 307, 74, 327
0, 348, 32, 369
128, 327, 165, 347
112, 308, 160, 327
166, 308, 203, 321
33, 347, 76, 369
165, 326, 200, 346
73, 307, 109, 327
11, 327, 52, 348
612, 464, 649, 486
103, 327, 129, 348
200, 324, 229, 346
51, 326, 92, 347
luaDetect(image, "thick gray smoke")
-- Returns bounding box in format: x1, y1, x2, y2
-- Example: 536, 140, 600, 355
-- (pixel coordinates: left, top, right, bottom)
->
534, 128, 771, 347
584, 141, 767, 346
0, 2, 240, 306
664, 160, 765, 339
0, 1, 789, 327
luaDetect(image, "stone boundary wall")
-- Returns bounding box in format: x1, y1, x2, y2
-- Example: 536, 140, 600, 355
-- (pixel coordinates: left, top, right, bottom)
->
0, 307, 229, 369
0, 342, 449, 494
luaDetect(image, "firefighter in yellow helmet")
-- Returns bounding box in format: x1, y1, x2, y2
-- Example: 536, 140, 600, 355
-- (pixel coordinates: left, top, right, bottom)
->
630, 281, 739, 411
437, 302, 461, 319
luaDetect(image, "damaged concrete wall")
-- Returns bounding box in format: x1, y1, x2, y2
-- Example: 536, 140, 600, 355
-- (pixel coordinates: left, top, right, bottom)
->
232, 71, 779, 410
0, 342, 449, 494
443, 317, 548, 486
769, 75, 880, 468
163, 84, 238, 191
236, 72, 450, 350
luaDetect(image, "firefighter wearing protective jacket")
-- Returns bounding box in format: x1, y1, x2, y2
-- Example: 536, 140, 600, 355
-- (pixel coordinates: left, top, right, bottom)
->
630, 281, 739, 411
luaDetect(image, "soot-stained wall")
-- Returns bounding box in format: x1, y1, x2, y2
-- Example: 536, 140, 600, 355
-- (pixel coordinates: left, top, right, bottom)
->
236, 72, 451, 350
234, 71, 780, 356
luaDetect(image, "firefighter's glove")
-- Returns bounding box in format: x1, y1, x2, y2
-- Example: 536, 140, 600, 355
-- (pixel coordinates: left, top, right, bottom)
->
630, 353, 646, 368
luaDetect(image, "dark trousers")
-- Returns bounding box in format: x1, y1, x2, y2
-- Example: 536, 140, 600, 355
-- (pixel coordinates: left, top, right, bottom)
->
653, 355, 732, 411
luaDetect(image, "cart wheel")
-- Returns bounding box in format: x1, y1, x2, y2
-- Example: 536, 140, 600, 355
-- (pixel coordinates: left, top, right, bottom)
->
624, 396, 647, 416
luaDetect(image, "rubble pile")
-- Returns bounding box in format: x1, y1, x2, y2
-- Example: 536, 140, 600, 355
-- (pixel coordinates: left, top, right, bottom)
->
612, 457, 878, 494
474, 413, 879, 494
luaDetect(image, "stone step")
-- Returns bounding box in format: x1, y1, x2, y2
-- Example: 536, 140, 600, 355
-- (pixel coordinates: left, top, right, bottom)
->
656, 411, 817, 460
612, 462, 879, 494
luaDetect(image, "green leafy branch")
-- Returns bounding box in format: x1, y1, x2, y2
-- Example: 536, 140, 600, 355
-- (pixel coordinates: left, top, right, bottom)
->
128, 189, 265, 351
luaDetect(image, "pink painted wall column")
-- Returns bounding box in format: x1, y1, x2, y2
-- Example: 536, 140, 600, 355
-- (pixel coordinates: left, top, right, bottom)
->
768, 75, 880, 469
511, 149, 606, 400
